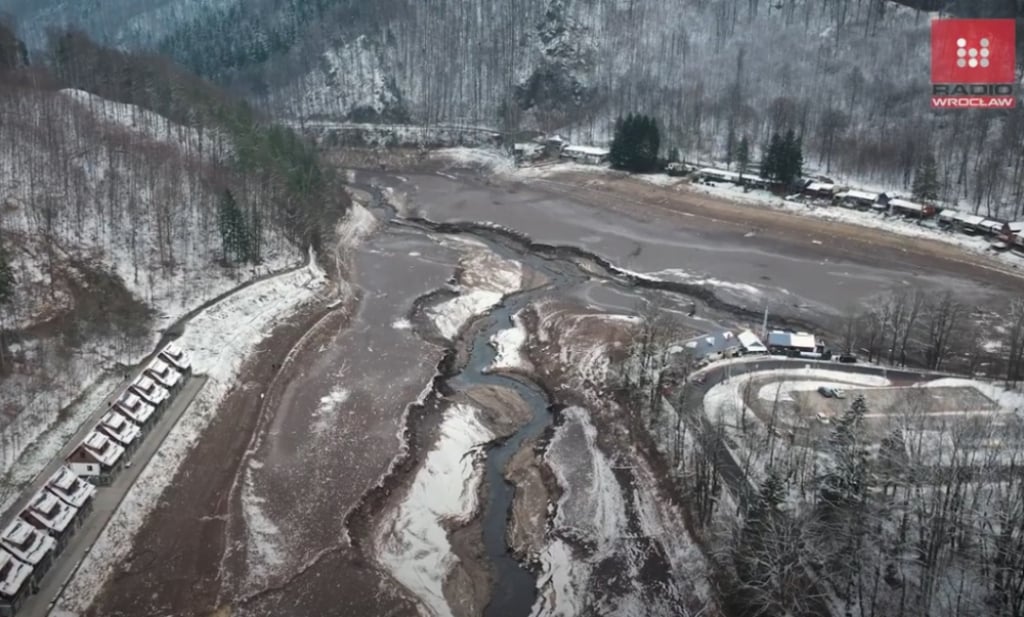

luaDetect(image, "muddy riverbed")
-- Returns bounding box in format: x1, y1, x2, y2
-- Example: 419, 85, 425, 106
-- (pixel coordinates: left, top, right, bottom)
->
83, 158, 1024, 617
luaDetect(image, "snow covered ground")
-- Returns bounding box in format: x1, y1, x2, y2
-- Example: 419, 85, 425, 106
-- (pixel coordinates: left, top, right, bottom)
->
488, 311, 532, 372
52, 256, 329, 614
375, 403, 493, 617
532, 406, 626, 617
0, 88, 303, 495
427, 241, 523, 340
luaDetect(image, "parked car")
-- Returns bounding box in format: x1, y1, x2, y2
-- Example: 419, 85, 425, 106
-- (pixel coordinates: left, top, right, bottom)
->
838, 354, 858, 363
818, 386, 847, 399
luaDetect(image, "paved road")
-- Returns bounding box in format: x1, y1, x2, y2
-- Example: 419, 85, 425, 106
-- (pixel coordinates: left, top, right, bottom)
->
674, 357, 938, 507
664, 357, 940, 617
14, 374, 207, 617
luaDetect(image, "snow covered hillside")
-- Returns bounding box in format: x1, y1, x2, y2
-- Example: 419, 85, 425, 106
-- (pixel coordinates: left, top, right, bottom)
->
10, 1, 1023, 214
0, 80, 304, 505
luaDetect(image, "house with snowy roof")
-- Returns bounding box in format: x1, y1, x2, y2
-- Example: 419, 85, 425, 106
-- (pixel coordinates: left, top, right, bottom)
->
0, 548, 34, 616
129, 375, 169, 410
45, 466, 96, 515
1, 519, 55, 582
562, 145, 610, 165
803, 181, 837, 199
66, 431, 125, 485
767, 330, 824, 357
681, 330, 743, 364
145, 357, 183, 393
159, 342, 193, 375
97, 410, 142, 454
835, 190, 888, 211
737, 330, 768, 354
112, 390, 157, 429
21, 489, 78, 550
888, 198, 936, 219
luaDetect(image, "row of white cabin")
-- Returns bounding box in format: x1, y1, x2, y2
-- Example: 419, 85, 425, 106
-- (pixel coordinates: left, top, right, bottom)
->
695, 168, 1024, 249
0, 343, 192, 615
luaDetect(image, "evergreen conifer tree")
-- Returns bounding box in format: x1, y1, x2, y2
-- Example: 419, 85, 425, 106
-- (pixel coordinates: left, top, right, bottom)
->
912, 152, 940, 201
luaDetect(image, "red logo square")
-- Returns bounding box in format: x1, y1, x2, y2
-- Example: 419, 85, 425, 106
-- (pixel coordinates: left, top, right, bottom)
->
932, 18, 1016, 84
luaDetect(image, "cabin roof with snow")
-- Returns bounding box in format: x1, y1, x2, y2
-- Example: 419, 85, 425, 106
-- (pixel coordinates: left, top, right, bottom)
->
681, 330, 742, 360
99, 411, 140, 445
82, 431, 125, 467
1, 520, 33, 548
564, 145, 610, 156
47, 466, 96, 508
889, 198, 928, 212
838, 189, 879, 202
0, 548, 31, 598
767, 330, 817, 351
737, 330, 767, 353
1009, 221, 1024, 233
25, 489, 76, 534
805, 181, 836, 193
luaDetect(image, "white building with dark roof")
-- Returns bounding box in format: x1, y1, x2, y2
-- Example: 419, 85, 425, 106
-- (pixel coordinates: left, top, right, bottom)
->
0, 548, 33, 614
113, 390, 156, 428
67, 431, 125, 485
46, 466, 96, 513
0, 519, 55, 582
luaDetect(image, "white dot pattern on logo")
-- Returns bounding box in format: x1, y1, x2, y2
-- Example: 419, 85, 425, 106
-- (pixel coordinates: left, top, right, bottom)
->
953, 35, 997, 69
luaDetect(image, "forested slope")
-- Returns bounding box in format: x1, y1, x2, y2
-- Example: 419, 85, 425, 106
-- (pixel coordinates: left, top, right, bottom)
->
0, 24, 346, 501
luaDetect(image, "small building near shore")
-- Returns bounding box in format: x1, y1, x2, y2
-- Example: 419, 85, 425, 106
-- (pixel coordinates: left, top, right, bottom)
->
835, 190, 887, 211
803, 181, 837, 199
562, 145, 610, 165
888, 198, 936, 219
682, 330, 743, 364
766, 330, 820, 356
737, 330, 768, 354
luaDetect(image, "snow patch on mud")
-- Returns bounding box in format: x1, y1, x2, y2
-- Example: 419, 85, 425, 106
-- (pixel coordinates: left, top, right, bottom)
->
427, 245, 522, 340
431, 290, 504, 340
532, 407, 627, 616
434, 147, 515, 174
376, 403, 493, 617
337, 201, 379, 248
312, 386, 351, 433
242, 464, 286, 586
489, 311, 531, 372
52, 258, 329, 614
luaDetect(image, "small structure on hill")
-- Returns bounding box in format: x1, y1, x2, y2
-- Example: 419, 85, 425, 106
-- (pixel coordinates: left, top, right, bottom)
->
562, 145, 610, 165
